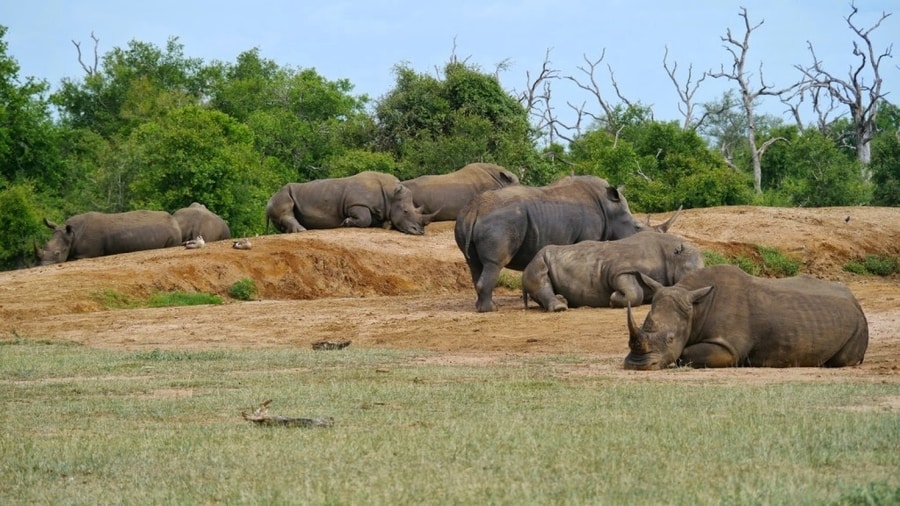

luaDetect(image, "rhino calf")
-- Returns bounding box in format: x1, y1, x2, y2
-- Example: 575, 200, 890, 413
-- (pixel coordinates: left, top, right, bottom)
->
522, 232, 704, 311
624, 265, 869, 369
172, 203, 231, 243
266, 171, 436, 235
35, 210, 182, 265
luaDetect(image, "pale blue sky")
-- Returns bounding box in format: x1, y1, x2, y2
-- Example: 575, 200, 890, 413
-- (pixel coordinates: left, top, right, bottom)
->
4, 0, 898, 126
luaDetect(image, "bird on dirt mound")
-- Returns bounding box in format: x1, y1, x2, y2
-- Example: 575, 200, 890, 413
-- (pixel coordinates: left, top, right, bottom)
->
183, 235, 205, 249
232, 238, 252, 250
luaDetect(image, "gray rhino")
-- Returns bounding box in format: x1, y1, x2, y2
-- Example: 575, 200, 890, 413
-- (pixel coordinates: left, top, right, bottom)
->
454, 175, 680, 312
624, 264, 869, 369
35, 211, 182, 265
172, 203, 231, 243
401, 163, 519, 221
522, 232, 704, 311
265, 171, 437, 235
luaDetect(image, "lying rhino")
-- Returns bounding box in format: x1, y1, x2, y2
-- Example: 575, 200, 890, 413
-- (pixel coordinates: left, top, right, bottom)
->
522, 232, 704, 311
35, 210, 182, 265
455, 175, 680, 312
265, 171, 437, 235
401, 163, 519, 221
624, 264, 869, 369
172, 203, 231, 243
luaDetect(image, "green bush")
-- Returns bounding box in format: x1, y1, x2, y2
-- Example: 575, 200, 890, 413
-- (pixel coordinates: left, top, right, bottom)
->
147, 291, 222, 307
843, 255, 900, 277
757, 246, 801, 277
0, 183, 47, 270
227, 278, 259, 301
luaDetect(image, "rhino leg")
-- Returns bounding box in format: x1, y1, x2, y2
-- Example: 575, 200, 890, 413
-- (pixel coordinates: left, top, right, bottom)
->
280, 217, 307, 233
342, 206, 373, 228
474, 263, 501, 312
678, 340, 739, 368
610, 274, 645, 308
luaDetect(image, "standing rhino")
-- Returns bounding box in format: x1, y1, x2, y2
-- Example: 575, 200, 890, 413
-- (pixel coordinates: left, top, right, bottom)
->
522, 232, 704, 312
401, 163, 519, 221
35, 211, 182, 265
455, 175, 680, 312
624, 264, 869, 369
172, 203, 231, 243
265, 171, 436, 235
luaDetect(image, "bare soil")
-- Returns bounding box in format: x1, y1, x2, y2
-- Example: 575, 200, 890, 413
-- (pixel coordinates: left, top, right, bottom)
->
3, 206, 899, 385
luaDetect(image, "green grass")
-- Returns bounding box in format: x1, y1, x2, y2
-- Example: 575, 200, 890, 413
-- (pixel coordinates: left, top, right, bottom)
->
843, 254, 900, 277
497, 268, 522, 290
1, 341, 897, 505
93, 289, 223, 309
703, 245, 801, 277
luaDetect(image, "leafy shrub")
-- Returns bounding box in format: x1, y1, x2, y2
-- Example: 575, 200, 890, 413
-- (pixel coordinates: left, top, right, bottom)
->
147, 291, 222, 307
228, 278, 259, 301
757, 246, 801, 277
497, 269, 522, 290
0, 183, 47, 270
702, 250, 729, 266
843, 255, 900, 277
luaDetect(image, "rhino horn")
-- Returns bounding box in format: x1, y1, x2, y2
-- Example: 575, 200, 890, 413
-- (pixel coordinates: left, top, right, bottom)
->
652, 206, 682, 233
33, 240, 43, 260
626, 302, 650, 353
43, 217, 58, 229
636, 272, 664, 297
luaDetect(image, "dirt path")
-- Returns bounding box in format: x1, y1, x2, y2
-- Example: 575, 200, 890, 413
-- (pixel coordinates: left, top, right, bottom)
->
2, 206, 898, 384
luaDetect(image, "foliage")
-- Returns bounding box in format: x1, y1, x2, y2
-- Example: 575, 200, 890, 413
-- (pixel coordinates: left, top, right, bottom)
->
146, 291, 222, 307
757, 246, 801, 277
568, 115, 753, 212
843, 255, 900, 277
126, 106, 287, 236
373, 61, 540, 182
227, 278, 258, 301
761, 127, 871, 207
0, 183, 47, 269
869, 109, 900, 206
702, 246, 801, 277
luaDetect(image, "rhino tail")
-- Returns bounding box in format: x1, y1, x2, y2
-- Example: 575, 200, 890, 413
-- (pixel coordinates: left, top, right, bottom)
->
459, 203, 479, 260
522, 285, 529, 310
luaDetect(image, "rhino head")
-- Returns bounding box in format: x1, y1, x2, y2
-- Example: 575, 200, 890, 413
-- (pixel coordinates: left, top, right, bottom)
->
387, 184, 437, 235
623, 273, 713, 370
34, 218, 75, 266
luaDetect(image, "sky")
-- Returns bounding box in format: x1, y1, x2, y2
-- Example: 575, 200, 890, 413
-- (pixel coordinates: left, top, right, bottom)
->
3, 0, 898, 128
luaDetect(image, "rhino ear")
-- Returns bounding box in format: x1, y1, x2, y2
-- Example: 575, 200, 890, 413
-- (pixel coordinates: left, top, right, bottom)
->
689, 286, 713, 303
606, 186, 623, 203
637, 272, 664, 296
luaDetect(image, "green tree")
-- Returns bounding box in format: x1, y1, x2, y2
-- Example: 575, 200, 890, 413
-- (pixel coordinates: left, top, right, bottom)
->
126, 106, 287, 235
373, 61, 546, 184
0, 26, 64, 192
0, 183, 46, 269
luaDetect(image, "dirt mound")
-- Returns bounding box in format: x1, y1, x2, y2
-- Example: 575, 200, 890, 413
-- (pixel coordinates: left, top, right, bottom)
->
1, 205, 898, 384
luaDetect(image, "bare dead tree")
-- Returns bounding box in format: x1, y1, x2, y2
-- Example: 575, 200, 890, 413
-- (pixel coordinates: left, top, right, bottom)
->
72, 32, 100, 76
662, 46, 723, 131
794, 2, 893, 177
564, 50, 635, 136
709, 7, 799, 193
518, 49, 563, 144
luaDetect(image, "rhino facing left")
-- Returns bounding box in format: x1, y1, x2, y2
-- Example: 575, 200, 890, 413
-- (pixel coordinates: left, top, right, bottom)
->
34, 210, 183, 265
265, 171, 437, 235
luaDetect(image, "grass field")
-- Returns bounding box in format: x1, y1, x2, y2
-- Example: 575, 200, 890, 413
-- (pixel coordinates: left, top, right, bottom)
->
1, 340, 898, 505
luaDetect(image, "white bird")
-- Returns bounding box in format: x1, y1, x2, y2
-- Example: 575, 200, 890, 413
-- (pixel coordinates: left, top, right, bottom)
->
232, 238, 252, 250
183, 235, 205, 249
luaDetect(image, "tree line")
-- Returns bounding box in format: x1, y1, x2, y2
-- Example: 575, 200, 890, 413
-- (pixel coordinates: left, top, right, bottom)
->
0, 3, 897, 270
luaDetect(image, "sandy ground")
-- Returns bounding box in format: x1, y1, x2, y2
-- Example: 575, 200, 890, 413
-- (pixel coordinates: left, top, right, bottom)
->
2, 205, 899, 385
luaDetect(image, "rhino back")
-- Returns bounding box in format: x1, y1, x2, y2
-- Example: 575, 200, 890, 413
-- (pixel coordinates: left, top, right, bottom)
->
403, 165, 518, 222
286, 173, 390, 229
70, 211, 181, 259
682, 265, 867, 367
173, 205, 231, 242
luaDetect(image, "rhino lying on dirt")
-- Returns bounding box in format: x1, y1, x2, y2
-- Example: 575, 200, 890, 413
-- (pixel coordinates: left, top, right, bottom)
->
455, 175, 680, 312
35, 210, 182, 265
401, 163, 519, 221
522, 232, 704, 311
624, 264, 869, 369
172, 203, 231, 243
265, 171, 437, 235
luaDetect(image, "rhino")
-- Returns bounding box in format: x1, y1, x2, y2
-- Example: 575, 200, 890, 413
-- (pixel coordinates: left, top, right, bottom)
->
35, 210, 182, 265
265, 171, 437, 235
454, 175, 680, 312
522, 232, 704, 312
401, 162, 519, 221
172, 203, 231, 243
624, 264, 869, 369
